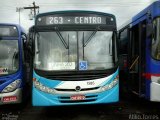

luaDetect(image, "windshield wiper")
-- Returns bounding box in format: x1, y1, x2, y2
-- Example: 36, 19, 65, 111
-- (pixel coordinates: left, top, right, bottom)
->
82, 32, 85, 60
55, 27, 69, 49
12, 51, 18, 70
67, 34, 70, 62
83, 27, 99, 47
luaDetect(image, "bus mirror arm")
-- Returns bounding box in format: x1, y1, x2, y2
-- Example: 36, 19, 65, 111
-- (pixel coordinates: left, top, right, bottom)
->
21, 32, 27, 42
26, 42, 34, 55
28, 46, 34, 55
146, 23, 153, 38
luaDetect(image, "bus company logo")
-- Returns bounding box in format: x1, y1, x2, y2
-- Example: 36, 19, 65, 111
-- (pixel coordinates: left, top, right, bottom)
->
75, 86, 81, 92
0, 68, 8, 74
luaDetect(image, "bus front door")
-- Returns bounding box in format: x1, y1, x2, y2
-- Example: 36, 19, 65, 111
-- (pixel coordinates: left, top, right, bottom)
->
129, 21, 146, 97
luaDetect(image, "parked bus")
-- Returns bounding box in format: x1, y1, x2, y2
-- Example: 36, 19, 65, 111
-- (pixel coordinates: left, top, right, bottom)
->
0, 24, 27, 105
28, 11, 119, 106
118, 1, 160, 102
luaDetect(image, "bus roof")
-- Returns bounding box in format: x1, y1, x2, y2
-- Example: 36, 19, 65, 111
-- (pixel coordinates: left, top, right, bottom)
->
118, 1, 160, 31
36, 10, 116, 19
132, 1, 160, 26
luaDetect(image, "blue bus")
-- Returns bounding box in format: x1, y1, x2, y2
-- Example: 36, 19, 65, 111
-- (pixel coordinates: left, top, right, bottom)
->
118, 1, 160, 102
0, 24, 27, 105
28, 11, 119, 106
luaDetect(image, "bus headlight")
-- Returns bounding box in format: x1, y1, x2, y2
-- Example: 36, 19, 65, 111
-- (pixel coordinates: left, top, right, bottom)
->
2, 80, 21, 93
100, 76, 119, 92
33, 79, 55, 94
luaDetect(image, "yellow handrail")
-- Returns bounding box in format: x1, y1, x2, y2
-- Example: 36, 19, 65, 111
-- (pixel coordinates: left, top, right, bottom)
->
129, 56, 139, 70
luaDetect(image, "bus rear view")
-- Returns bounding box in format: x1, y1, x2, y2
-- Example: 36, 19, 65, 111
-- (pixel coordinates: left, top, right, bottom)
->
29, 11, 119, 106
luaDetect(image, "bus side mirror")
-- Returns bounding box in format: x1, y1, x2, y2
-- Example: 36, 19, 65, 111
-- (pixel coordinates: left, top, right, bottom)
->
21, 32, 27, 39
27, 26, 35, 55
27, 39, 34, 55
21, 32, 27, 48
24, 33, 33, 56
146, 23, 153, 38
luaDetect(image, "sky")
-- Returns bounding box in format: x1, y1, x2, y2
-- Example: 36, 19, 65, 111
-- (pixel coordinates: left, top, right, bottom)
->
0, 0, 157, 31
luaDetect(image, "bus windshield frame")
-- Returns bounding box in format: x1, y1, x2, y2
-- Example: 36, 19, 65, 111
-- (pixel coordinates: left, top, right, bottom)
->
0, 39, 19, 76
33, 25, 118, 73
0, 25, 20, 76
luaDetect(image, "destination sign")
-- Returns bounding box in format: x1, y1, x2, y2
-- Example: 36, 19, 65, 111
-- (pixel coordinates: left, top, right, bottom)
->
36, 14, 115, 26
0, 26, 18, 37
45, 16, 103, 25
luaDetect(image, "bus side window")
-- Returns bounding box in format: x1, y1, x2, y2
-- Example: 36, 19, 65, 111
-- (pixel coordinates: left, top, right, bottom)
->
151, 18, 160, 60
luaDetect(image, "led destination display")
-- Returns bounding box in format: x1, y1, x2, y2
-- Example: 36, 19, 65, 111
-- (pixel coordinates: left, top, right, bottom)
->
36, 14, 115, 25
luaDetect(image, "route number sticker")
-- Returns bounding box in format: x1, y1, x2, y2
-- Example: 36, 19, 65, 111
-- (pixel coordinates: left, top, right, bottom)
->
49, 62, 75, 70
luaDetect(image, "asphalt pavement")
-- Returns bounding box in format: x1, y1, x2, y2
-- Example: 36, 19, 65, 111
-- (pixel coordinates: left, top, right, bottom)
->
0, 95, 160, 120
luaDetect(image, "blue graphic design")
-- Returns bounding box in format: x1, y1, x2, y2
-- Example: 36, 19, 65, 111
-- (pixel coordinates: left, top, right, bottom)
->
79, 61, 87, 70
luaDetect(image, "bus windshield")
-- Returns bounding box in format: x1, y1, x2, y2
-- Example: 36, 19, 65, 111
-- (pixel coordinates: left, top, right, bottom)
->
34, 30, 115, 71
151, 17, 160, 60
0, 40, 19, 76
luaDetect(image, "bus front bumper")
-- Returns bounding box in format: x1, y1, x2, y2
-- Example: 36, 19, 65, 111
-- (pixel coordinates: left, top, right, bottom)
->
32, 85, 119, 106
150, 82, 160, 102
0, 88, 22, 105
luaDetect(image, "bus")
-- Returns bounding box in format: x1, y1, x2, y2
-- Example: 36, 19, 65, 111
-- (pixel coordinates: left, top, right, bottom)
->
0, 24, 27, 105
28, 11, 119, 106
118, 1, 160, 102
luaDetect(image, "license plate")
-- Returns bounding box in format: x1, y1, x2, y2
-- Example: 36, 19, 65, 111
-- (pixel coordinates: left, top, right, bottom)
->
70, 95, 85, 100
2, 96, 17, 102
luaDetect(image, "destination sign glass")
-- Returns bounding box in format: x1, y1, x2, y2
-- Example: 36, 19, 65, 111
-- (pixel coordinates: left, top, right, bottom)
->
0, 26, 18, 37
36, 14, 115, 26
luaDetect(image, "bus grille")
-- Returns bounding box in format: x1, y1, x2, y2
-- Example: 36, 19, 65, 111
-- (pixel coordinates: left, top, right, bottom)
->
55, 87, 99, 92
45, 74, 107, 81
59, 95, 98, 103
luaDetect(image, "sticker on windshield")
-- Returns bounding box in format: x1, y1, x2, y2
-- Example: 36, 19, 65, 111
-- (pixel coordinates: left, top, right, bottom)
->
79, 61, 88, 70
49, 62, 75, 70
0, 68, 8, 75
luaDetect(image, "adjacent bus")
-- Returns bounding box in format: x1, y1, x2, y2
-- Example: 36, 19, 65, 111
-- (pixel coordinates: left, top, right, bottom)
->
0, 24, 27, 104
118, 1, 160, 101
28, 11, 119, 106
